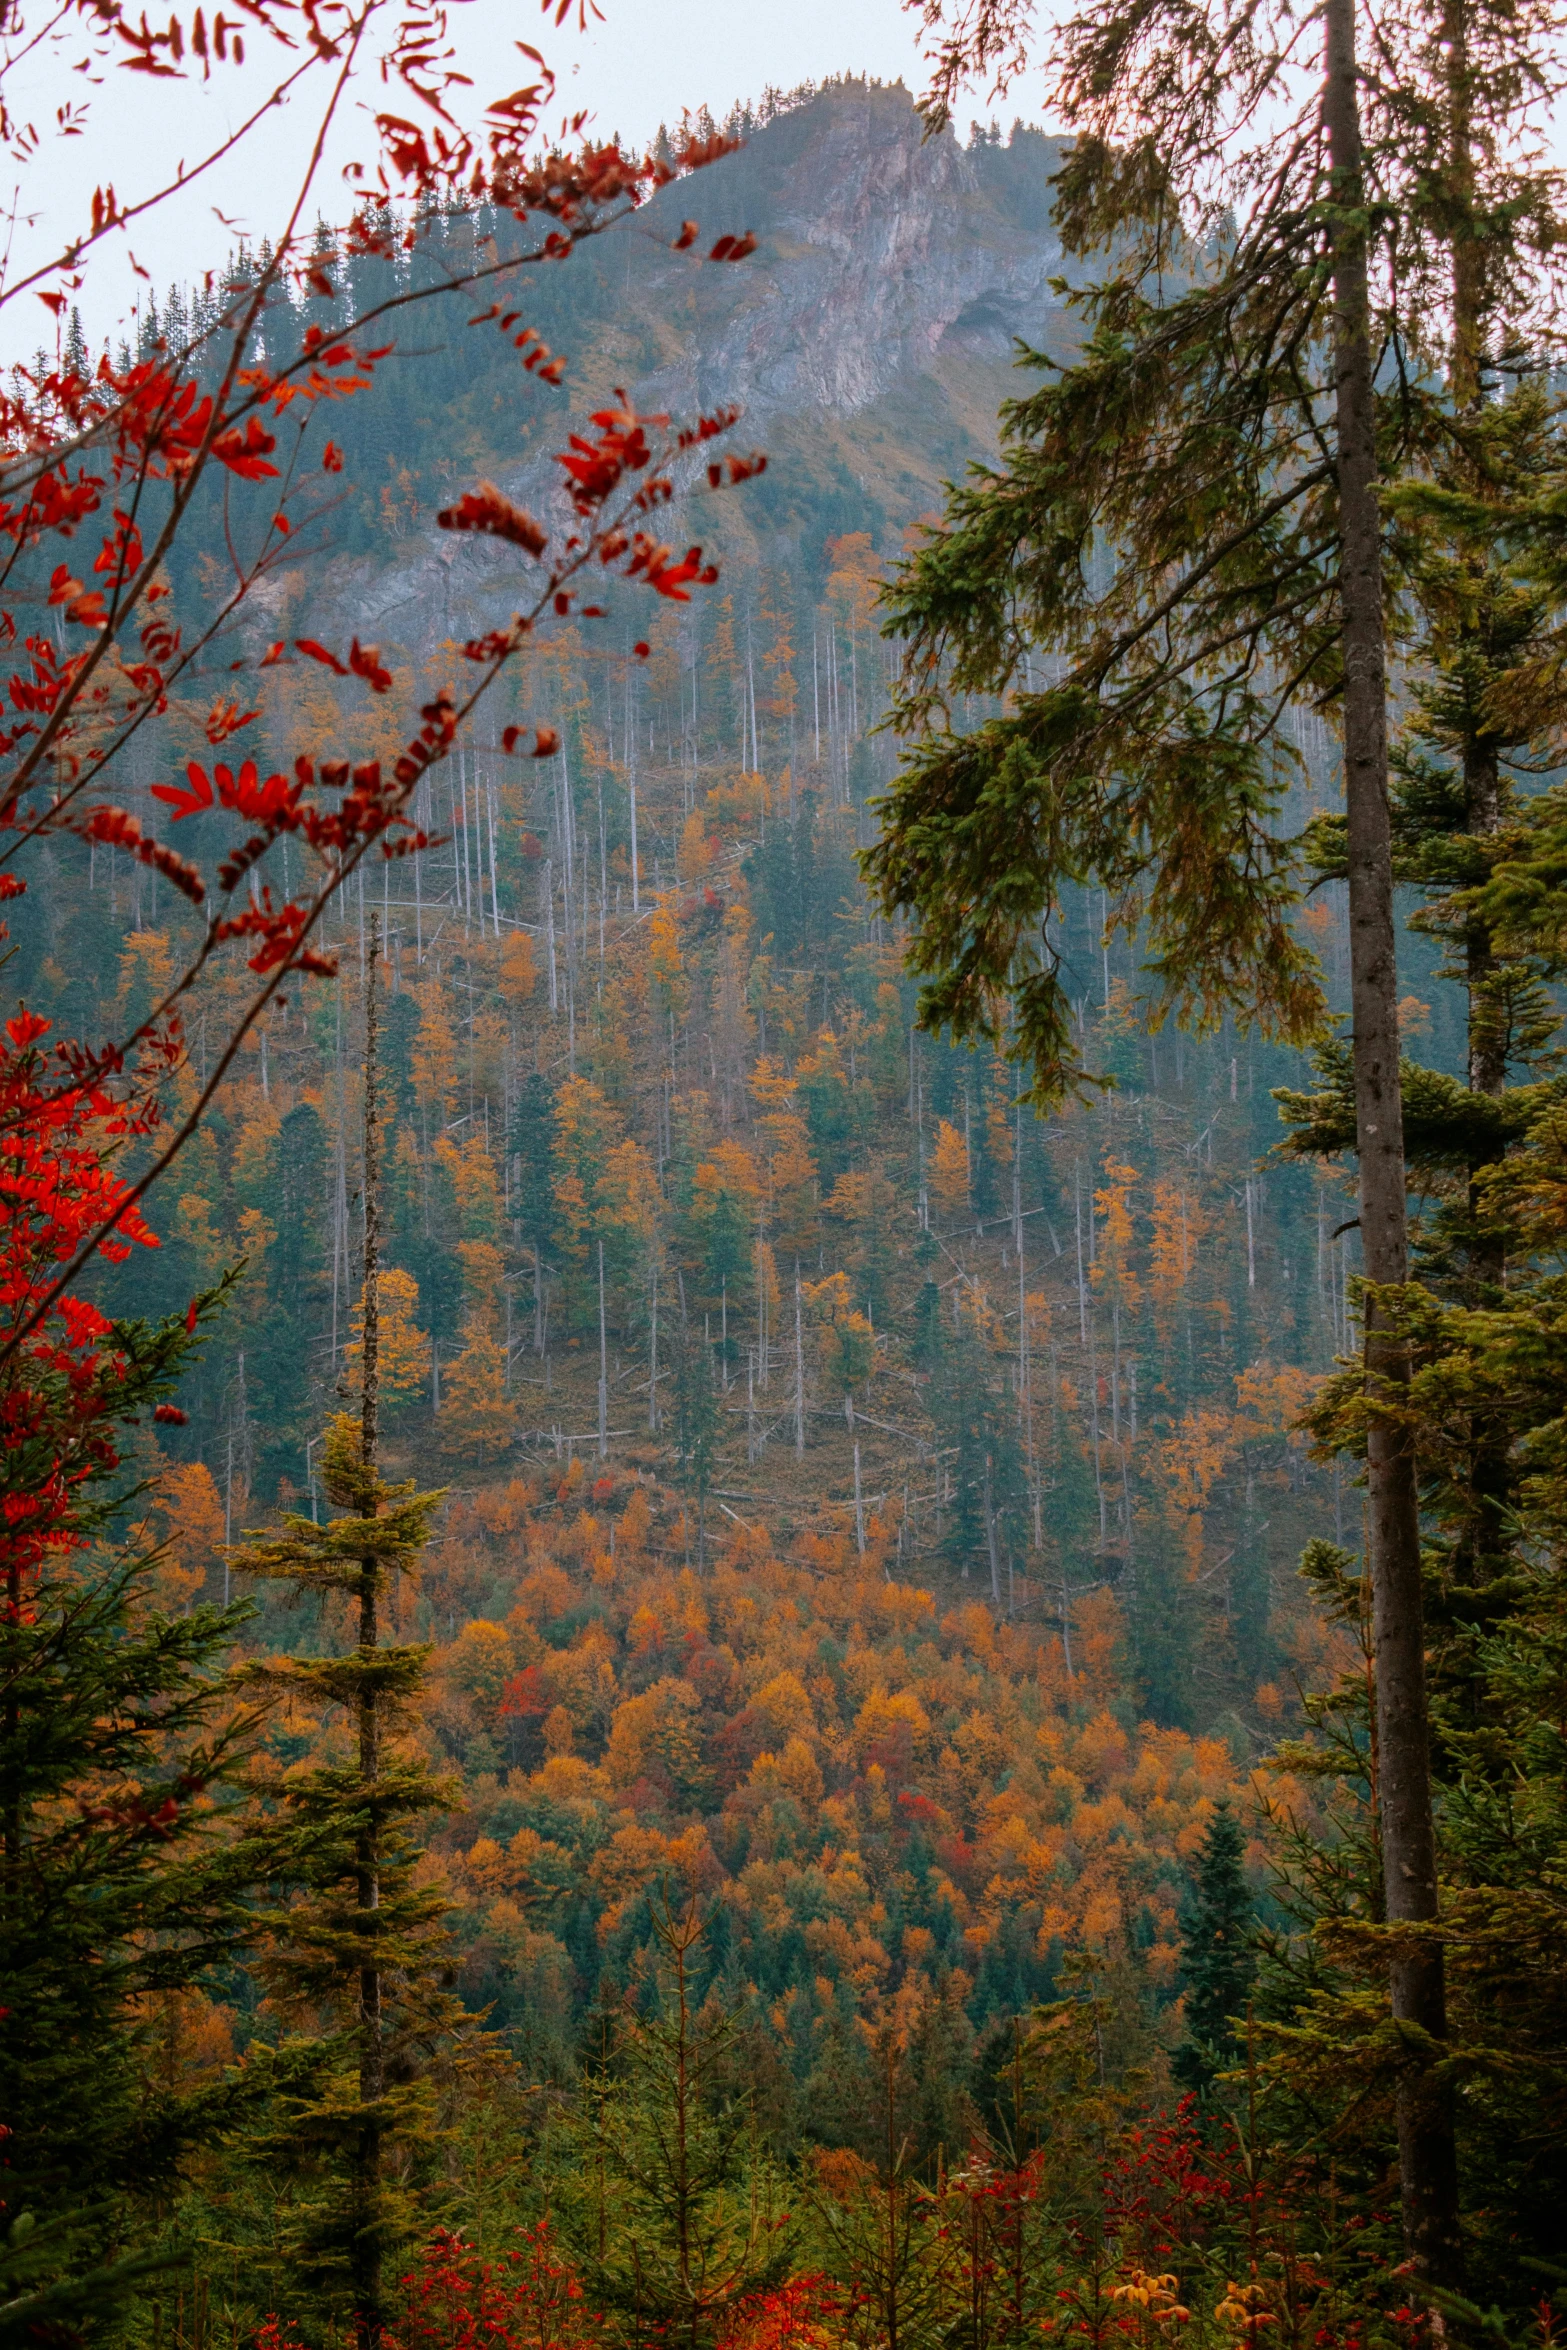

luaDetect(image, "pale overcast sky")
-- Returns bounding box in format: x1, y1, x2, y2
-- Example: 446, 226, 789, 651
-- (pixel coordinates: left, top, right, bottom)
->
2, 0, 1054, 351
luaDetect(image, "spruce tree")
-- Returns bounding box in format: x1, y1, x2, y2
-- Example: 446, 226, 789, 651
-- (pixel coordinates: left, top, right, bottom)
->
1263, 426, 1567, 2278
1277, 375, 1567, 1733
0, 1293, 265, 2298
862, 0, 1567, 2276
556, 1898, 791, 2349
1173, 1803, 1256, 2100
233, 925, 456, 2346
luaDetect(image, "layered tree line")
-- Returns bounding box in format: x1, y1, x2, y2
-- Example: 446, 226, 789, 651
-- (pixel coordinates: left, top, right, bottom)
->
6, 13, 1567, 2350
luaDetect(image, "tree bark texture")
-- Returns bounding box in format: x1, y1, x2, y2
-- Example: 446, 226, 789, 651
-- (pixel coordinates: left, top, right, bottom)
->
1323, 0, 1461, 2280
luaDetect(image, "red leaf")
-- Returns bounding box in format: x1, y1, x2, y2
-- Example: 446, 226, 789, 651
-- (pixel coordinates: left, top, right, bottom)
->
203, 698, 259, 746
93, 514, 145, 576
295, 638, 350, 677
322, 440, 344, 473
436, 481, 548, 557
150, 762, 216, 820
211, 416, 280, 480
499, 1662, 552, 1718
348, 638, 393, 694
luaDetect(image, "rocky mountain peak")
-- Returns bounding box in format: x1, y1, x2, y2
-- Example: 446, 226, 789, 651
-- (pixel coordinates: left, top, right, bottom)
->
634, 82, 1071, 422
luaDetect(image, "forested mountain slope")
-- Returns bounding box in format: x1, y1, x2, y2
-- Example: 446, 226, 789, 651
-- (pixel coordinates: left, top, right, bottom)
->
18, 79, 1369, 2080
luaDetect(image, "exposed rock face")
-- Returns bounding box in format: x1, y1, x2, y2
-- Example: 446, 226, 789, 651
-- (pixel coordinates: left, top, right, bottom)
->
628, 84, 1071, 424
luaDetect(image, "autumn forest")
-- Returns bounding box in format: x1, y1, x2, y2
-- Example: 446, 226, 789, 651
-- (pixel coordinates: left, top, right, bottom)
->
4, 12, 1567, 2350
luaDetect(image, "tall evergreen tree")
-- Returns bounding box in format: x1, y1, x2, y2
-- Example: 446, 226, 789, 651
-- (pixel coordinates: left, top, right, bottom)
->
1277, 375, 1567, 1735
233, 929, 457, 2345
556, 1899, 791, 2349
1173, 1803, 1256, 2100
863, 0, 1567, 2275
0, 1294, 265, 2282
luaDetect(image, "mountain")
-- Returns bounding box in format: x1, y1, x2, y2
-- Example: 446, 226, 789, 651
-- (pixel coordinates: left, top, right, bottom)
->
620, 86, 1075, 521
227, 84, 1078, 655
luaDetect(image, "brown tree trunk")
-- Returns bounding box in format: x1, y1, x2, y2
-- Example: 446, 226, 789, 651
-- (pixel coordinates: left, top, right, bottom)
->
1444, 0, 1510, 1590
355, 915, 384, 2350
1323, 0, 1460, 2283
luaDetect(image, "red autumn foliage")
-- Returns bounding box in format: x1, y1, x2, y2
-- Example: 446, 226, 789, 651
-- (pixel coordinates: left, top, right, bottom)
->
0, 0, 764, 1311
386, 2223, 600, 2350
716, 2278, 843, 2350
1100, 2103, 1245, 2259
0, 942, 169, 1630
437, 484, 551, 557
499, 1663, 554, 1720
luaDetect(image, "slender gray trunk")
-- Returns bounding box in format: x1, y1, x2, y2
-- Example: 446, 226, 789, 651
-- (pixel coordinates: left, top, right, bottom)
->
355, 915, 385, 2347
1324, 0, 1458, 2280
598, 1239, 609, 1458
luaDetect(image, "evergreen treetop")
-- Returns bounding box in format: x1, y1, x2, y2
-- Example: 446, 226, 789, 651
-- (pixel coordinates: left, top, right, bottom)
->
1173, 1802, 1256, 2100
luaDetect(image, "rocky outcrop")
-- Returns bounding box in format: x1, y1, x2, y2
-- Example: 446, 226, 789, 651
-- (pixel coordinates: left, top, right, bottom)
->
627, 84, 1071, 423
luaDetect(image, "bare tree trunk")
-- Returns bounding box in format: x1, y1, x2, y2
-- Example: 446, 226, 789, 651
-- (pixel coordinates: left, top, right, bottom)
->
983, 1454, 1001, 1608
355, 914, 385, 2348
598, 1239, 609, 1459
1324, 0, 1459, 2281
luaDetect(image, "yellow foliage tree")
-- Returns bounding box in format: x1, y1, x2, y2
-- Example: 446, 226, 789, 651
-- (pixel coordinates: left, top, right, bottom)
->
153, 1460, 226, 1611
678, 810, 714, 879
648, 893, 688, 1024
603, 1676, 705, 1799
750, 1059, 818, 1259
825, 531, 882, 634
1156, 1407, 1239, 1572
173, 1193, 225, 1288
230, 1103, 281, 1210
439, 1322, 518, 1466
117, 929, 176, 1028
435, 1131, 502, 1243
929, 1119, 970, 1221
1092, 1157, 1143, 1308
803, 1270, 875, 1420
1149, 1181, 1204, 1314
499, 930, 537, 1005
689, 1138, 761, 1307
456, 1240, 505, 1310
759, 571, 797, 733
410, 979, 459, 1123
347, 1267, 429, 1412
598, 1136, 662, 1272
552, 1076, 624, 1301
